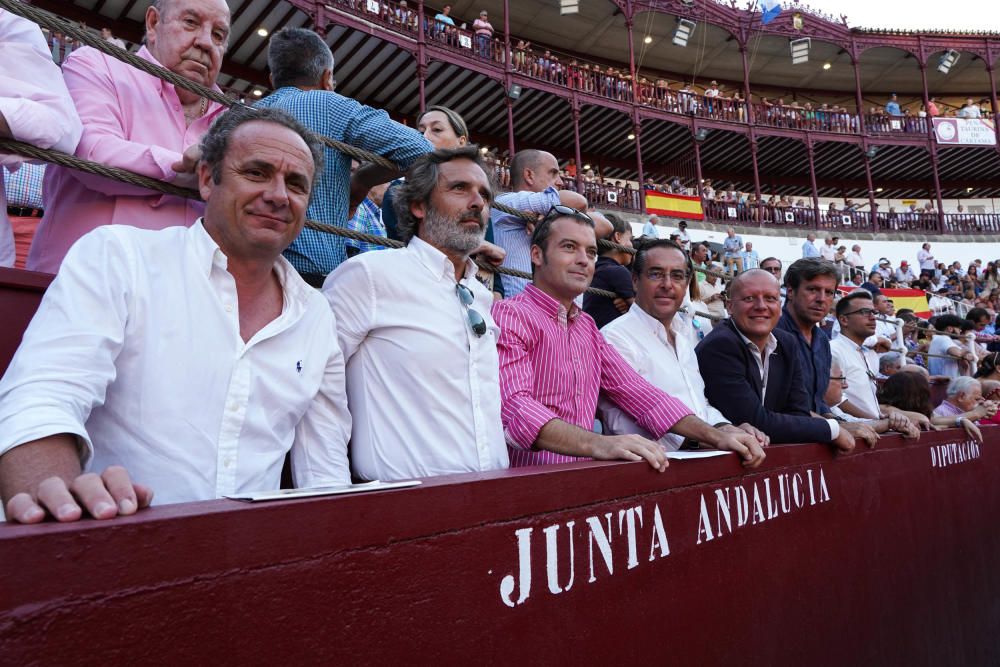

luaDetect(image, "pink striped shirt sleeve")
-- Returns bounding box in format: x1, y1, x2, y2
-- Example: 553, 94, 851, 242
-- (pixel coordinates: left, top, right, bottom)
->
597, 335, 693, 437
492, 299, 560, 451
492, 285, 692, 467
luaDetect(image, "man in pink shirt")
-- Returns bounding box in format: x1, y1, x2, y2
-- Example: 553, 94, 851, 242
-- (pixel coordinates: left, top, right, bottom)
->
0, 10, 82, 268
492, 206, 766, 470
27, 0, 231, 273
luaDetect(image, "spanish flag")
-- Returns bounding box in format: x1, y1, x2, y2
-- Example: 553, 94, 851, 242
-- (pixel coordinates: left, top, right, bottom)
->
839, 287, 930, 318
645, 190, 704, 221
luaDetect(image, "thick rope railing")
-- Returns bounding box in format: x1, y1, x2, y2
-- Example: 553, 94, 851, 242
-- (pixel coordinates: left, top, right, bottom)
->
0, 138, 622, 298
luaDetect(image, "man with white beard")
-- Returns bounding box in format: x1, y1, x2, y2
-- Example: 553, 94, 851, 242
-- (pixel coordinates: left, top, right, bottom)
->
323, 147, 508, 481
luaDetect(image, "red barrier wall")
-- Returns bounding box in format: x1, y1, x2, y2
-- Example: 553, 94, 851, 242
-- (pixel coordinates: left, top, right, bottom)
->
0, 267, 50, 376
2, 430, 999, 665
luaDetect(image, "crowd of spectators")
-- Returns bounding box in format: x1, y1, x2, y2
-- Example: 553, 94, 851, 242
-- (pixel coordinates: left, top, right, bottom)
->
332, 0, 997, 137
2, 1, 1000, 527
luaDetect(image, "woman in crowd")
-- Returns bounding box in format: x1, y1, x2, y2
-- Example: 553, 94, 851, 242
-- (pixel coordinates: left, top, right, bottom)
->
878, 372, 985, 442
380, 105, 505, 298
583, 213, 634, 329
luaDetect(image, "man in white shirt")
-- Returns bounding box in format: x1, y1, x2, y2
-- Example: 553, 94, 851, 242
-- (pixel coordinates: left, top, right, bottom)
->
846, 244, 863, 271
917, 242, 935, 276
0, 11, 83, 266
324, 146, 508, 481
0, 108, 352, 523
675, 220, 690, 250
599, 239, 767, 454
830, 291, 885, 419
927, 314, 974, 379
699, 262, 727, 321
819, 236, 837, 262
895, 260, 916, 285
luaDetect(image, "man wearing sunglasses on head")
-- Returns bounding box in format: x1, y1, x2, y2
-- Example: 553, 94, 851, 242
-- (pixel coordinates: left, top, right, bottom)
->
492, 207, 765, 472
324, 147, 508, 481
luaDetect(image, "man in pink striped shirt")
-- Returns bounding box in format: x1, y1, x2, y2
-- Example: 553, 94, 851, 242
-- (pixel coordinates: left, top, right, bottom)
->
492, 207, 766, 470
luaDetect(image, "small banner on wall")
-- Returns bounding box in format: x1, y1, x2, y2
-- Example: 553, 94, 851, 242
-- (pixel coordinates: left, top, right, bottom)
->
839, 286, 930, 318
932, 118, 997, 146
645, 191, 704, 220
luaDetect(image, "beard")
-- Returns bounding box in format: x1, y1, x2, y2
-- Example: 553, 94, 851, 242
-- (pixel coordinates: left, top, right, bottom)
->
421, 206, 486, 256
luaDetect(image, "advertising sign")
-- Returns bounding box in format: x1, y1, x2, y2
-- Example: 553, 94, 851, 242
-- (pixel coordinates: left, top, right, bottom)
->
933, 118, 997, 146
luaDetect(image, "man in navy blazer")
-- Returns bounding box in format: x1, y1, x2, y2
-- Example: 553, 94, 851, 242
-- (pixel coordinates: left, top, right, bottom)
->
696, 270, 874, 451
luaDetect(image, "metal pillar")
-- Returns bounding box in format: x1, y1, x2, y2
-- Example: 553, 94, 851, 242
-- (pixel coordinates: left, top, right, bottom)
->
416, 0, 426, 113
572, 97, 583, 193
625, 0, 638, 102
861, 144, 879, 231
806, 138, 821, 228
749, 131, 763, 225
634, 115, 646, 213
851, 52, 867, 133
505, 96, 515, 156
929, 145, 946, 233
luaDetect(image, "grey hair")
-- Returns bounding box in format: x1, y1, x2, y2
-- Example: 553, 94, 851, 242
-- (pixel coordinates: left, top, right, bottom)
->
268, 28, 334, 89
200, 107, 324, 187
509, 149, 547, 190
392, 146, 490, 243
879, 351, 904, 373
946, 376, 980, 399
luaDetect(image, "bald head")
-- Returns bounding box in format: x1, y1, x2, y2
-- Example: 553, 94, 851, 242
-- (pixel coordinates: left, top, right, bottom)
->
510, 149, 562, 192
728, 268, 780, 300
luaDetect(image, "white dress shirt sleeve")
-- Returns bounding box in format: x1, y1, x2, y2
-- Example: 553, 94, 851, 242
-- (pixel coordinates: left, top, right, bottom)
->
323, 258, 376, 363
290, 307, 352, 487
0, 229, 133, 466
0, 12, 83, 165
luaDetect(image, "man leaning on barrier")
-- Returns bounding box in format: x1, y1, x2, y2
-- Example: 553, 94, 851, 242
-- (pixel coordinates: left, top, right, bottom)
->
0, 108, 352, 523
599, 239, 768, 464
323, 147, 508, 481
28, 0, 232, 273
492, 207, 765, 471
696, 269, 870, 452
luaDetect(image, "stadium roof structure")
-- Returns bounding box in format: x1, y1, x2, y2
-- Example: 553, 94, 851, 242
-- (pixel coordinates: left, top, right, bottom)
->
32, 0, 1000, 229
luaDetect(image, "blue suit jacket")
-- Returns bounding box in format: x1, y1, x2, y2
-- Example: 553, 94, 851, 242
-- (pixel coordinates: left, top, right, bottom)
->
695, 319, 833, 444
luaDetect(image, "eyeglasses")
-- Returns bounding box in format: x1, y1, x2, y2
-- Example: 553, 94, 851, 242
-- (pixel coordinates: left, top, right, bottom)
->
644, 268, 690, 284
542, 204, 593, 225
843, 308, 876, 318
456, 284, 487, 337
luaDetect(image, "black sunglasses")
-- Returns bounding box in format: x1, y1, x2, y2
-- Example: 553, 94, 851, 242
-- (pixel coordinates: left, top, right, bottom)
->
456, 284, 487, 337
542, 204, 593, 225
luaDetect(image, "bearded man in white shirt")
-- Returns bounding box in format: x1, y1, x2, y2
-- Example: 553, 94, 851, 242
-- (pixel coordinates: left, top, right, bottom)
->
324, 146, 509, 481
0, 108, 352, 523
599, 239, 768, 453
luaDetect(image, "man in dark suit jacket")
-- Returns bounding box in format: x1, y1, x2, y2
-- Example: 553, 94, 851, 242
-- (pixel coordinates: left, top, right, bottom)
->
696, 270, 872, 451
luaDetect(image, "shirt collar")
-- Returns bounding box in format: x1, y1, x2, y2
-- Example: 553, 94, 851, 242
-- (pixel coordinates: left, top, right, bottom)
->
523, 284, 580, 326
733, 322, 778, 357
407, 235, 476, 282
187, 219, 313, 312
629, 303, 675, 345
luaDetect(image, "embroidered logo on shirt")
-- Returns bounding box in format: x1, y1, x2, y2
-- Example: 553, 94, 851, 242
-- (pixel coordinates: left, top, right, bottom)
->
296, 360, 302, 374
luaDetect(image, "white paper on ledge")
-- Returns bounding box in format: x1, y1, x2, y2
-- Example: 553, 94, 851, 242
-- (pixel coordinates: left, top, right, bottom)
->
225, 479, 422, 502
666, 450, 733, 460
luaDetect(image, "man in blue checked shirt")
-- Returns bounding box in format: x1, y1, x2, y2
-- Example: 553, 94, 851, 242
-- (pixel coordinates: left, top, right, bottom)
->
345, 182, 388, 257
491, 149, 601, 298
256, 28, 431, 285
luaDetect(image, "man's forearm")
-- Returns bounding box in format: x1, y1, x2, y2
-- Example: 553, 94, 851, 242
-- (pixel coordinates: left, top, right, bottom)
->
0, 435, 82, 507
838, 399, 876, 419
535, 419, 601, 458
0, 111, 11, 140
668, 414, 725, 448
